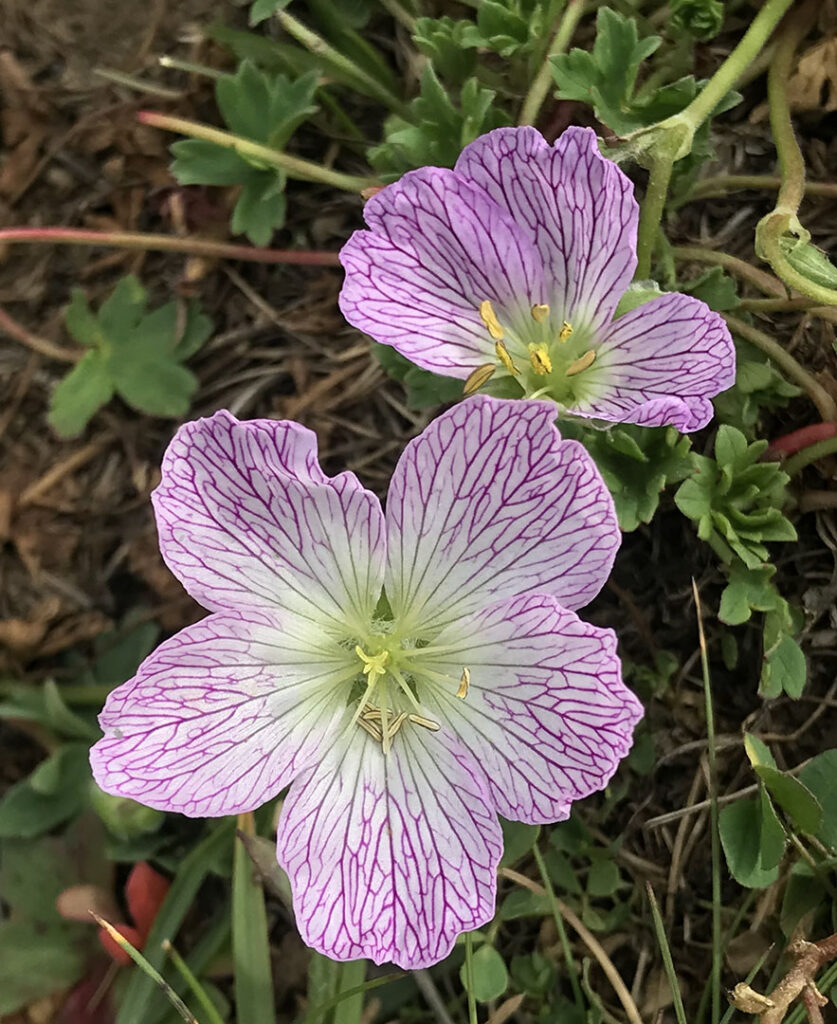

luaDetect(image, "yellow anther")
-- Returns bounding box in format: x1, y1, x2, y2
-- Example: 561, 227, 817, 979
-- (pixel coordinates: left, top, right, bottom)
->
495, 340, 520, 375
478, 300, 505, 341
355, 645, 389, 683
387, 712, 409, 740
528, 343, 552, 376
464, 363, 496, 396
559, 321, 573, 342
409, 713, 441, 731
457, 668, 470, 700
358, 717, 383, 742
565, 349, 596, 377
531, 303, 550, 323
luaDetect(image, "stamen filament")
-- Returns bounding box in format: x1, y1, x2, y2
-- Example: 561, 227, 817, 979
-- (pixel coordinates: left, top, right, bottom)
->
388, 666, 423, 712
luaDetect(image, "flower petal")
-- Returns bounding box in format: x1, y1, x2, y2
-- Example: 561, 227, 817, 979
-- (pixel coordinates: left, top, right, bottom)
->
580, 292, 736, 431
385, 396, 619, 633
339, 167, 545, 376
277, 724, 502, 968
455, 126, 638, 331
153, 410, 385, 633
90, 611, 354, 817
416, 593, 643, 823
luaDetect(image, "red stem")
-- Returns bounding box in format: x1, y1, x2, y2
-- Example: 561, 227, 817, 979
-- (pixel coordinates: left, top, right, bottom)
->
0, 227, 342, 266
766, 421, 837, 459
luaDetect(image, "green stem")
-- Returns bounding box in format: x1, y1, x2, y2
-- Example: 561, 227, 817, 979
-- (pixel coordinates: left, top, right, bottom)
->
518, 0, 586, 127
662, 0, 794, 144
464, 933, 478, 1024
782, 436, 837, 477
706, 528, 736, 565
755, 1, 837, 304
378, 0, 417, 32
673, 245, 787, 297
0, 226, 342, 266
158, 55, 223, 79
723, 313, 837, 421
137, 110, 377, 192
635, 150, 676, 280
162, 941, 227, 1024
633, 0, 794, 273
532, 843, 584, 1010
686, 174, 837, 203
333, 960, 367, 1024
275, 9, 409, 117
692, 582, 722, 1024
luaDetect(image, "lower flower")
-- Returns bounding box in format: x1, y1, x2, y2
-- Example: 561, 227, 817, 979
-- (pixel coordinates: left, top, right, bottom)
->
90, 396, 642, 968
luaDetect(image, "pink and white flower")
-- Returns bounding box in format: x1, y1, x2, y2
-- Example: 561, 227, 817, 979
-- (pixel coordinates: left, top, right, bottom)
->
90, 397, 642, 968
340, 126, 735, 432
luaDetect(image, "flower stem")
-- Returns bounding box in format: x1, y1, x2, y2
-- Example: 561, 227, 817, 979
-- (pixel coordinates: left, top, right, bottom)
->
634, 0, 794, 279
137, 110, 378, 192
685, 174, 837, 203
672, 246, 786, 297
755, 1, 837, 305
0, 226, 342, 266
518, 0, 587, 127
333, 960, 367, 1024
767, 421, 837, 460
782, 436, 837, 477
723, 313, 837, 422
464, 932, 478, 1024
532, 842, 583, 1010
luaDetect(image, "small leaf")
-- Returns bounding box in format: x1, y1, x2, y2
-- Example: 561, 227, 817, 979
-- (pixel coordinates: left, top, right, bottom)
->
761, 633, 806, 699
48, 350, 115, 437
249, 0, 291, 25
64, 289, 101, 346
460, 943, 508, 1002
753, 765, 823, 835
499, 819, 540, 867
797, 750, 837, 850
743, 732, 777, 771
719, 796, 782, 888
587, 858, 621, 897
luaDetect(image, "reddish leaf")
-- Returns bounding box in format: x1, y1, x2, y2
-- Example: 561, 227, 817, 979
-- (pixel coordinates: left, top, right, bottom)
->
124, 862, 170, 940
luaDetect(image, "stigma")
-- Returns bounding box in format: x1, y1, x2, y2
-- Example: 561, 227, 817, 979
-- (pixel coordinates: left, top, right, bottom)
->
355, 645, 389, 685
528, 343, 552, 375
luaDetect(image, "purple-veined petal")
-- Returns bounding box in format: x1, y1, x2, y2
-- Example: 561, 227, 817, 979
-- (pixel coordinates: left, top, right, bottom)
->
153, 411, 385, 633
577, 292, 736, 431
385, 396, 619, 633
277, 722, 502, 968
416, 593, 642, 823
339, 166, 545, 376
90, 611, 356, 817
455, 126, 638, 331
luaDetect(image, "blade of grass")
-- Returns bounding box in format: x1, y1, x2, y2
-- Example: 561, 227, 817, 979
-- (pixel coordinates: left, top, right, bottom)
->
333, 960, 367, 1024
117, 819, 235, 1024
305, 971, 404, 1022
233, 813, 276, 1024
464, 932, 478, 1024
163, 940, 226, 1024
532, 841, 584, 1010
693, 579, 723, 1024
646, 882, 688, 1024
92, 916, 198, 1024
718, 945, 774, 1024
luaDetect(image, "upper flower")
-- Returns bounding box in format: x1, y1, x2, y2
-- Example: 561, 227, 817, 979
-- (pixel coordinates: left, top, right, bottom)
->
339, 126, 735, 432
90, 397, 642, 969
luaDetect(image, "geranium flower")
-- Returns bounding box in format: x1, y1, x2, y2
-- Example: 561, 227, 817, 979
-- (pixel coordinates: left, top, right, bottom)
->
339, 126, 735, 432
90, 397, 642, 968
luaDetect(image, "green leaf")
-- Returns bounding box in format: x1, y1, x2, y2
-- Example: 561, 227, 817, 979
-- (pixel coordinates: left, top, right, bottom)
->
719, 563, 781, 626
681, 267, 739, 312
756, 786, 786, 871
743, 732, 777, 771
797, 750, 837, 850
369, 66, 511, 177
500, 819, 540, 867
414, 17, 478, 83
230, 169, 288, 245
499, 887, 550, 919
232, 825, 275, 1024
761, 633, 806, 699
719, 795, 782, 888
753, 766, 822, 835
587, 858, 621, 897
64, 289, 102, 346
510, 952, 556, 998
460, 943, 509, 1002
170, 139, 252, 186
51, 275, 211, 427
0, 920, 88, 1015
671, 0, 725, 40
249, 0, 292, 26
403, 366, 465, 409
48, 349, 115, 437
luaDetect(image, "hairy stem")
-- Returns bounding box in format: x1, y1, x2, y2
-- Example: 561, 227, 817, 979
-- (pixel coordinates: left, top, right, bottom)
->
137, 110, 377, 192
636, 151, 675, 279
518, 0, 586, 127
0, 226, 342, 266
686, 175, 837, 203
782, 436, 837, 477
